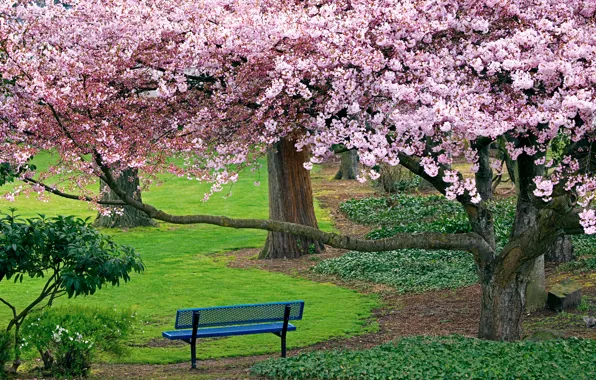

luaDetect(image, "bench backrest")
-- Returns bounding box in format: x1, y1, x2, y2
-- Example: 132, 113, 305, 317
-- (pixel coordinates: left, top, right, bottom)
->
175, 301, 305, 329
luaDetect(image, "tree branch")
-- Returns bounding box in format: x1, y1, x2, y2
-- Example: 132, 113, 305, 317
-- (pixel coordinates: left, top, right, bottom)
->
93, 154, 494, 258
22, 178, 126, 206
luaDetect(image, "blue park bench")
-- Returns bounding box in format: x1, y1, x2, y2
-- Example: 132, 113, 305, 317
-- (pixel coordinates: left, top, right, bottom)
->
162, 300, 305, 368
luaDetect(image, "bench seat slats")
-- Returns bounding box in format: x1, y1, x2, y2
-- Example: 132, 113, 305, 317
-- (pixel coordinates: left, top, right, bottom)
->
164, 301, 304, 368
162, 322, 296, 340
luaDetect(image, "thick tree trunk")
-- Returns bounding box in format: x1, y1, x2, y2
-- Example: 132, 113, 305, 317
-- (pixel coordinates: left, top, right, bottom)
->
334, 150, 358, 180
478, 253, 537, 341
93, 168, 157, 228
260, 138, 324, 259
545, 235, 575, 263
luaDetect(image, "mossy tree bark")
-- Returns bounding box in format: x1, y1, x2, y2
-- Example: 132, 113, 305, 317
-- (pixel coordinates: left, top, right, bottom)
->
260, 138, 324, 259
93, 168, 157, 228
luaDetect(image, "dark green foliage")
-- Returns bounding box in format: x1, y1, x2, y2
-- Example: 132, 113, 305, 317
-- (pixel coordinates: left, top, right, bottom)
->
22, 306, 135, 377
561, 235, 596, 272
0, 331, 10, 376
0, 163, 36, 188
313, 250, 476, 293
0, 212, 143, 370
340, 194, 516, 248
0, 212, 144, 297
251, 335, 596, 380
319, 195, 516, 292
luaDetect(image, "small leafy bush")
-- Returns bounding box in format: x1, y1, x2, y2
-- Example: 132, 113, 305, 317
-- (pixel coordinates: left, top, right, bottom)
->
251, 335, 596, 379
313, 250, 476, 293
0, 331, 10, 376
22, 306, 135, 377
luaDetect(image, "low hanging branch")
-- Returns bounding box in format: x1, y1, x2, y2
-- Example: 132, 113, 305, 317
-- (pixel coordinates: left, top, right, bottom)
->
91, 156, 494, 258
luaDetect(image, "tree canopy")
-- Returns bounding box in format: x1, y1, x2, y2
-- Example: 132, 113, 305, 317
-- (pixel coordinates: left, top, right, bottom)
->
1, 0, 595, 340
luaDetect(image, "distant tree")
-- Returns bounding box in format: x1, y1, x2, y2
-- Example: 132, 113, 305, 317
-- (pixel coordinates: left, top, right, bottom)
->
93, 168, 157, 228
334, 150, 359, 180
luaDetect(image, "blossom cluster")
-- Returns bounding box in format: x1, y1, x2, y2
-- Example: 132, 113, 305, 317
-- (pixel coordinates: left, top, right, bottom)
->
0, 0, 595, 229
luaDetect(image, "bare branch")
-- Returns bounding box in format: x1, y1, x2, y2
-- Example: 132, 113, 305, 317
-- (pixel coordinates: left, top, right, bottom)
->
22, 178, 126, 206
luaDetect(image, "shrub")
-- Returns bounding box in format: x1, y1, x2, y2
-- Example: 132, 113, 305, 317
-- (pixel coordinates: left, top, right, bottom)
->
22, 306, 135, 377
313, 249, 476, 293
0, 331, 10, 376
251, 335, 596, 379
0, 212, 143, 370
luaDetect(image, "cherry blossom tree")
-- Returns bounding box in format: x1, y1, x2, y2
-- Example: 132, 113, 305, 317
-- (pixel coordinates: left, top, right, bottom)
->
1, 0, 595, 341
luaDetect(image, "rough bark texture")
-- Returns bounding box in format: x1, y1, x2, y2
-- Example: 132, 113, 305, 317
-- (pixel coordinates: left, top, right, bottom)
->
545, 235, 575, 263
260, 138, 324, 259
93, 168, 157, 228
334, 150, 358, 180
478, 254, 536, 341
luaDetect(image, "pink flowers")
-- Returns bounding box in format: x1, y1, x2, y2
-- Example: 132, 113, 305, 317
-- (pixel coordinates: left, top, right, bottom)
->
533, 177, 554, 201
0, 0, 595, 232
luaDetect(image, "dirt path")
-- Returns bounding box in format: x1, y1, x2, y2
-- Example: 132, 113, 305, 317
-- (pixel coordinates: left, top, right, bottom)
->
91, 163, 596, 379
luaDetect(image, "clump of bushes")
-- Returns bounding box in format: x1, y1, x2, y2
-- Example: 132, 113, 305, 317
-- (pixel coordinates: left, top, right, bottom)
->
0, 331, 11, 377
21, 306, 135, 377
251, 335, 596, 379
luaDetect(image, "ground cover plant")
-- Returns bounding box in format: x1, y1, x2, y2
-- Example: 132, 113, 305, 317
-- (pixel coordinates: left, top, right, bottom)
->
313, 249, 477, 293
340, 194, 516, 247
0, 154, 378, 366
563, 235, 596, 272
312, 195, 517, 292
251, 335, 596, 380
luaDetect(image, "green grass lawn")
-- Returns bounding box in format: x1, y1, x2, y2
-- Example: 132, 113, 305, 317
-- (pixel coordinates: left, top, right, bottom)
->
0, 153, 378, 364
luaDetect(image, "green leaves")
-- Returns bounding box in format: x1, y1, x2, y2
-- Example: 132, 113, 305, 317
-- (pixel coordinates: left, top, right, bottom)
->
340, 194, 516, 248
313, 250, 477, 293
251, 335, 596, 379
0, 213, 144, 298
0, 162, 36, 187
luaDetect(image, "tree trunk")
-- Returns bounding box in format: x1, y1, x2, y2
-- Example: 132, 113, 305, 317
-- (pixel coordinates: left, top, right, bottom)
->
478, 253, 537, 341
260, 138, 324, 259
334, 150, 358, 180
545, 235, 575, 263
93, 168, 157, 228
525, 255, 546, 312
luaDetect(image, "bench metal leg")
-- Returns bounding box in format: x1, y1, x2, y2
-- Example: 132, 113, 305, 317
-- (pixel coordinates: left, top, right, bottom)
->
190, 311, 200, 369
191, 341, 197, 369
281, 334, 287, 358
280, 305, 290, 358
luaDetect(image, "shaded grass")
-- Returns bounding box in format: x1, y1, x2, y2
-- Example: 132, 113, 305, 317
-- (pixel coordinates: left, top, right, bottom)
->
0, 153, 376, 364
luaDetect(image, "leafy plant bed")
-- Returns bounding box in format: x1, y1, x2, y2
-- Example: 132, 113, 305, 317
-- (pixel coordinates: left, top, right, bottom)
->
251, 335, 596, 379
561, 235, 596, 272
312, 250, 477, 293
340, 194, 515, 247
